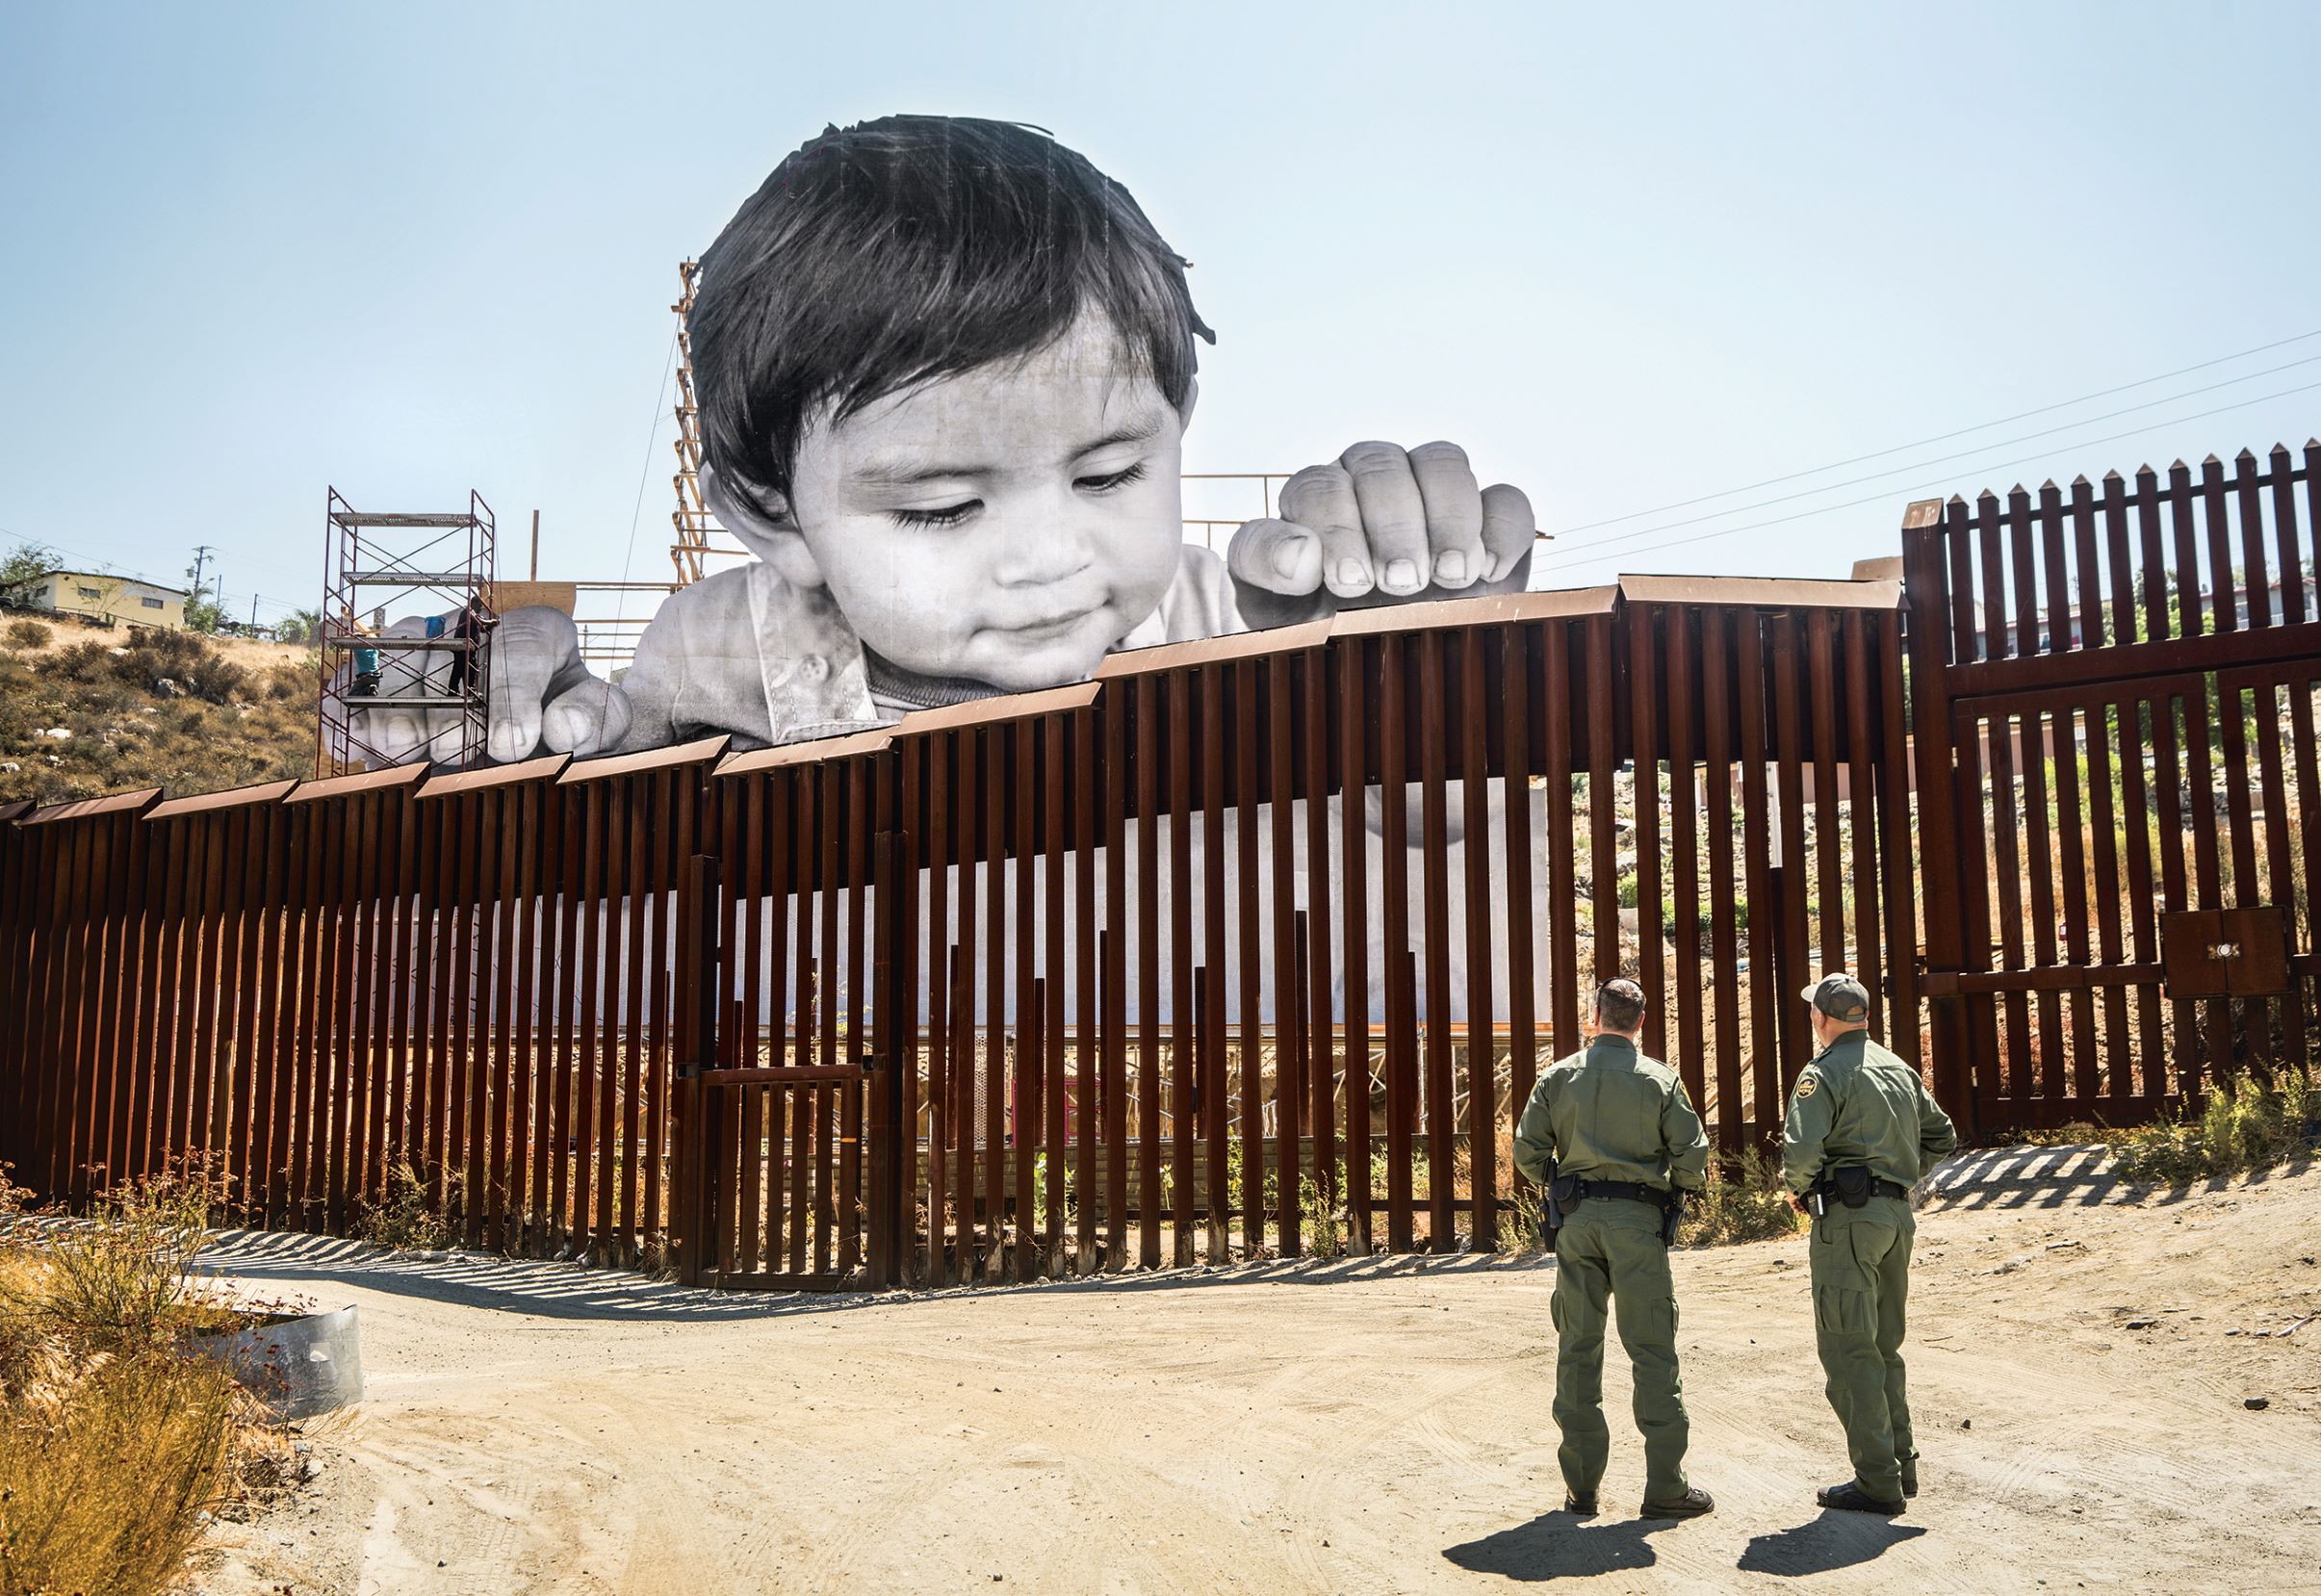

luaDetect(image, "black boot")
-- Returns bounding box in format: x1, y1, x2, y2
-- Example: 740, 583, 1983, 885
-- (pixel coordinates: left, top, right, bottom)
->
1640, 1486, 1714, 1519
1561, 1492, 1598, 1516
1818, 1480, 1905, 1515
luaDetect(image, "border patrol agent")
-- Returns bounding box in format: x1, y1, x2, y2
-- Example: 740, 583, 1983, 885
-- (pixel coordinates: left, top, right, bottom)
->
1783, 972, 1958, 1515
1513, 978, 1714, 1520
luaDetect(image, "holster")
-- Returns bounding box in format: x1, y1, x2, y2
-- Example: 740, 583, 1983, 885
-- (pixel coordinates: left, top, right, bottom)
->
1659, 1191, 1686, 1246
1832, 1165, 1872, 1207
1539, 1161, 1565, 1245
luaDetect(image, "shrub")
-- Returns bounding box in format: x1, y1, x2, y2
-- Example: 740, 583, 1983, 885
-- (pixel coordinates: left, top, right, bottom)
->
355, 1160, 452, 1252
0, 1349, 238, 1596
4, 1169, 218, 1352
1679, 1146, 1805, 1247
2105, 1065, 2316, 1186
1299, 1172, 1348, 1260
3, 619, 48, 650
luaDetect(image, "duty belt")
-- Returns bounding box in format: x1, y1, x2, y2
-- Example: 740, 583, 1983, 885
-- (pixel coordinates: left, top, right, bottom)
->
1809, 1169, 1910, 1204
1555, 1175, 1673, 1211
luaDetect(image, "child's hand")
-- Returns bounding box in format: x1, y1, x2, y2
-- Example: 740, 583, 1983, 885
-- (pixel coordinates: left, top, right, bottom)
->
342, 605, 629, 766
1226, 441, 1535, 626
485, 606, 631, 762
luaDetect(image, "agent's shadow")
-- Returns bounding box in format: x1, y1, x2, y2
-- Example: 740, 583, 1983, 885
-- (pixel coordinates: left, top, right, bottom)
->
1738, 1513, 1926, 1576
1443, 1512, 1677, 1582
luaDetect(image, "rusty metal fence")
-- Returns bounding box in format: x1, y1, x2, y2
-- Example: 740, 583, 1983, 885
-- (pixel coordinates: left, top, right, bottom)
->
1, 576, 1913, 1289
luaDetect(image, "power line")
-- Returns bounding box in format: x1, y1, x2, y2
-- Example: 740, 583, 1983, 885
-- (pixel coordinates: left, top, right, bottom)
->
1549, 326, 2321, 538
1554, 351, 2321, 561
614, 329, 681, 632
1543, 377, 2321, 575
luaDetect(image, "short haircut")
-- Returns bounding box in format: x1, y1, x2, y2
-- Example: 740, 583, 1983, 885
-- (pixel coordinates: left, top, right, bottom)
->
1595, 978, 1646, 1033
693, 116, 1215, 504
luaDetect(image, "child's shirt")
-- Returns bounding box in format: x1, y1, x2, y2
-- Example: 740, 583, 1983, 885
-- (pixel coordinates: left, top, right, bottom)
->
613, 543, 1245, 752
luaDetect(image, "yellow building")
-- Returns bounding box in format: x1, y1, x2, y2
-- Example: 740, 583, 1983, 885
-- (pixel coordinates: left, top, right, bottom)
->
22, 569, 188, 630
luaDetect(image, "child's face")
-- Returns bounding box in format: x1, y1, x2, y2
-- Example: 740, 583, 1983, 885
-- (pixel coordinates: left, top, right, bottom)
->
785, 312, 1188, 691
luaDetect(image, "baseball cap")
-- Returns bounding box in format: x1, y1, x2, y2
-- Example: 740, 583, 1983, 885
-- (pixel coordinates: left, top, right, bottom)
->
1800, 972, 1870, 1022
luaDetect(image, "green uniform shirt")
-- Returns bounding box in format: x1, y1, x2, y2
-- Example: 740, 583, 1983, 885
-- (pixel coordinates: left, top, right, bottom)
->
1512, 1034, 1711, 1193
1781, 1030, 1959, 1194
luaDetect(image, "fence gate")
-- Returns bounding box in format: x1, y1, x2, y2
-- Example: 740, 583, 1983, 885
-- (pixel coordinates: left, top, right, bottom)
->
674, 837, 907, 1292
1907, 450, 2321, 1136
693, 1062, 869, 1291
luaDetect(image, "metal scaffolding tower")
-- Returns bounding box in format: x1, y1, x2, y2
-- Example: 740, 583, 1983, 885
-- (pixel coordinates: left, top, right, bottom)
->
318, 487, 498, 775
669, 259, 753, 586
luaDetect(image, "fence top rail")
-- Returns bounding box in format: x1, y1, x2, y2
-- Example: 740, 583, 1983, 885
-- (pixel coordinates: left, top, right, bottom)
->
0, 799, 32, 825
1330, 583, 1618, 635
889, 680, 1101, 736
718, 726, 892, 777
19, 786, 162, 826
1096, 617, 1332, 676
1620, 574, 1902, 611
287, 762, 426, 806
555, 733, 729, 785
146, 778, 300, 821
417, 751, 571, 800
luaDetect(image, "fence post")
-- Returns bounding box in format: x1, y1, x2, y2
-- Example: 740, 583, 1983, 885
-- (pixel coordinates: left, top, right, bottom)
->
864, 829, 907, 1288
673, 852, 721, 1287
1900, 498, 1979, 1140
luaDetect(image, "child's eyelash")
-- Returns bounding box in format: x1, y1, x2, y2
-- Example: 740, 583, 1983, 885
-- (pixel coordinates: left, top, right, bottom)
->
1077, 462, 1148, 493
887, 463, 1145, 529
891, 500, 981, 529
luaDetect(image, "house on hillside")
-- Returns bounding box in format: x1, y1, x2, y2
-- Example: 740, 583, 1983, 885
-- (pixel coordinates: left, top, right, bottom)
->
14, 569, 187, 630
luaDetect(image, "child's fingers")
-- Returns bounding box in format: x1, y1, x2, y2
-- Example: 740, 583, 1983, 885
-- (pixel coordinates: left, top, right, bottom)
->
1278, 464, 1374, 596
486, 606, 583, 763
1225, 517, 1326, 595
1406, 442, 1485, 590
1479, 482, 1537, 583
541, 678, 632, 757
1337, 441, 1431, 596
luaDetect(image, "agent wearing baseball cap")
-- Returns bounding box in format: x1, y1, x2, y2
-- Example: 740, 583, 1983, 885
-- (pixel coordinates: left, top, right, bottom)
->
1783, 972, 1958, 1515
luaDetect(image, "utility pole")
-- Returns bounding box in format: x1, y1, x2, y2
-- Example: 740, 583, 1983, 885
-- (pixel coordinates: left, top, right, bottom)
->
530, 509, 540, 581
187, 545, 216, 611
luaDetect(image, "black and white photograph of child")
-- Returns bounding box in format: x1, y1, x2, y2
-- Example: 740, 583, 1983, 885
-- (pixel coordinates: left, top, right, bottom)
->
348, 116, 1536, 767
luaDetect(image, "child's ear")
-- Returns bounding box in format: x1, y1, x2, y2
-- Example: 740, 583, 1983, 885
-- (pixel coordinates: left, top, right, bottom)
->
702, 460, 827, 589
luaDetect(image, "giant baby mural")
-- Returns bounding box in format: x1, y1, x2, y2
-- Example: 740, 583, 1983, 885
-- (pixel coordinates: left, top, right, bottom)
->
348, 114, 1535, 766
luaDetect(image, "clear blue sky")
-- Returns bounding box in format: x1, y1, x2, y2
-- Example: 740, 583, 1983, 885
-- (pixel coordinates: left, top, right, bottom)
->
3, 2, 2315, 624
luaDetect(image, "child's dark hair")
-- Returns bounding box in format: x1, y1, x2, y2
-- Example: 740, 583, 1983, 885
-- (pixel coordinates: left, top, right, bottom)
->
693, 116, 1214, 502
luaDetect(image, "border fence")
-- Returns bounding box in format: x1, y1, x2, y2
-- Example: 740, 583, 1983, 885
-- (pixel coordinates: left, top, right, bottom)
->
4, 439, 2316, 1291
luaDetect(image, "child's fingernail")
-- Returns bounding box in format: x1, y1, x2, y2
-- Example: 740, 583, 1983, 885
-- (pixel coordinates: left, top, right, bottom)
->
1274, 540, 1306, 581
1385, 558, 1420, 592
1435, 551, 1467, 584
1337, 558, 1369, 590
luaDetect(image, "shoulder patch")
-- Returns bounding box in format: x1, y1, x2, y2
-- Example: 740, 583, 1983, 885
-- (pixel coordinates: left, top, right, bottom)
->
1794, 1073, 1818, 1100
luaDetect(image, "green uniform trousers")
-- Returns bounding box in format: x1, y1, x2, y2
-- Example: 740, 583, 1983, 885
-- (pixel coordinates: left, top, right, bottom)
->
1550, 1199, 1689, 1503
1810, 1195, 1917, 1502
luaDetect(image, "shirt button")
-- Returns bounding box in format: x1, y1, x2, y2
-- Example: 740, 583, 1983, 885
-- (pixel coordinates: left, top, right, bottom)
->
800, 654, 829, 683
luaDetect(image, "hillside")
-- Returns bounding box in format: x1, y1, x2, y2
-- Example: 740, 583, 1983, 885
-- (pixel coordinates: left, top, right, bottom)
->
0, 613, 320, 808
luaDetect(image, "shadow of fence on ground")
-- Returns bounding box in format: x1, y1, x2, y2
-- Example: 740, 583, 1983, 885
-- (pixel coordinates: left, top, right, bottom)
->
192, 1227, 1516, 1324
1923, 1144, 2313, 1212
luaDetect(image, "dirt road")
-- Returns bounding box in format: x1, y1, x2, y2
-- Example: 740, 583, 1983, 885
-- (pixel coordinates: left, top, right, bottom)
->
189, 1148, 2321, 1595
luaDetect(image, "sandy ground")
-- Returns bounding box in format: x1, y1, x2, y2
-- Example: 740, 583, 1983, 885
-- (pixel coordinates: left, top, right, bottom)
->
184, 1147, 2321, 1596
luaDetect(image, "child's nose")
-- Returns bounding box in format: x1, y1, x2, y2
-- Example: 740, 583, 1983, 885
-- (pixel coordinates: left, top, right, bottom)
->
993, 502, 1096, 587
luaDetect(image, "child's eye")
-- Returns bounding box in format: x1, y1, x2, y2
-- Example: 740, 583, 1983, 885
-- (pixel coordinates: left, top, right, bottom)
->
890, 500, 982, 529
1074, 462, 1148, 495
